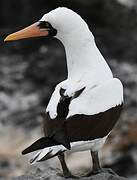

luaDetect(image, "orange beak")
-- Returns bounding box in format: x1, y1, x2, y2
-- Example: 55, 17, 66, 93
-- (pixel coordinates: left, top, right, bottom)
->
4, 22, 49, 42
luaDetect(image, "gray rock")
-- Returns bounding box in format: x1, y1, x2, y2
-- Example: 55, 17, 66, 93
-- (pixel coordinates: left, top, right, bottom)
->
12, 167, 128, 180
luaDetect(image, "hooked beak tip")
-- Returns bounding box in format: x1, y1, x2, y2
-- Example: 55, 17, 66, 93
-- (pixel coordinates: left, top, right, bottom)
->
4, 35, 12, 42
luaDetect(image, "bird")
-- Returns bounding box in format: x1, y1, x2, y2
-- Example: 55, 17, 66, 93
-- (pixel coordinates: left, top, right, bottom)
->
4, 7, 123, 178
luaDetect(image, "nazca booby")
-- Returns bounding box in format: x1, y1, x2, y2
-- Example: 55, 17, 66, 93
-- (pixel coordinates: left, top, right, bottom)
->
5, 7, 123, 178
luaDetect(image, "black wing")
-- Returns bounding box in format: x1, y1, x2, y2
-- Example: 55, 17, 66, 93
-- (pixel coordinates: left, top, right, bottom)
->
65, 104, 123, 142
42, 87, 86, 150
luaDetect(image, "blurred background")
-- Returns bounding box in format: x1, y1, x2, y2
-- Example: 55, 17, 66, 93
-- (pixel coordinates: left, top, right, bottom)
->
0, 0, 137, 179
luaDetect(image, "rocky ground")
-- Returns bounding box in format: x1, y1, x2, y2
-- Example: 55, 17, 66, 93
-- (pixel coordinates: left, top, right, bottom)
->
12, 166, 128, 180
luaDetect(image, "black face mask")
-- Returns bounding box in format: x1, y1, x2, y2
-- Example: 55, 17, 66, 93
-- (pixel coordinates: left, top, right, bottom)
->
38, 21, 57, 37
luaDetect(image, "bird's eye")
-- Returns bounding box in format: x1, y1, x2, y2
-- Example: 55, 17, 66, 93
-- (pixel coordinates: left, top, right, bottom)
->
38, 21, 51, 29
44, 22, 50, 28
38, 21, 57, 36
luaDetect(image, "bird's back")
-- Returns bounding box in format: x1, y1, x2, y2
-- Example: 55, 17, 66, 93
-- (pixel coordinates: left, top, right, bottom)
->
43, 78, 123, 149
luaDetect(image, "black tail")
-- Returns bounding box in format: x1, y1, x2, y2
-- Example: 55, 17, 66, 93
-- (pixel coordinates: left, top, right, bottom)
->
22, 137, 60, 155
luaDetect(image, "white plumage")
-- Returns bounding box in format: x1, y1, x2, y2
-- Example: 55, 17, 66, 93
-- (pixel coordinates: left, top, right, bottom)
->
47, 78, 123, 119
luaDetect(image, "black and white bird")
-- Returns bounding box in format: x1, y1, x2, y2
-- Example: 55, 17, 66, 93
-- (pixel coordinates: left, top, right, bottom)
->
5, 7, 123, 178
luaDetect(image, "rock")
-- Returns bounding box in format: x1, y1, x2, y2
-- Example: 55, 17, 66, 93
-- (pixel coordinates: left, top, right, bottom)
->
12, 166, 128, 180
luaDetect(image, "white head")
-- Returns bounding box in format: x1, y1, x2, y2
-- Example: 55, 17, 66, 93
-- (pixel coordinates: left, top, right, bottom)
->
40, 7, 93, 41
4, 7, 94, 44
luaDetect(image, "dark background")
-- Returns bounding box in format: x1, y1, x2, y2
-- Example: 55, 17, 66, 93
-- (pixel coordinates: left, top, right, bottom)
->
0, 0, 137, 179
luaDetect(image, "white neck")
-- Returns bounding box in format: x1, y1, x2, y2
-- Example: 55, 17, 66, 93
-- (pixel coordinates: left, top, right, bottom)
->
58, 30, 113, 84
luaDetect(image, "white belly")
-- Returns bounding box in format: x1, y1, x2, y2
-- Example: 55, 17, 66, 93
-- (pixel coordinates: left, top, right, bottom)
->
70, 136, 108, 153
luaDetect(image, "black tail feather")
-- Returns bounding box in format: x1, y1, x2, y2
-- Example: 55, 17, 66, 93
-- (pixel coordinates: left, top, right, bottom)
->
22, 137, 60, 155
